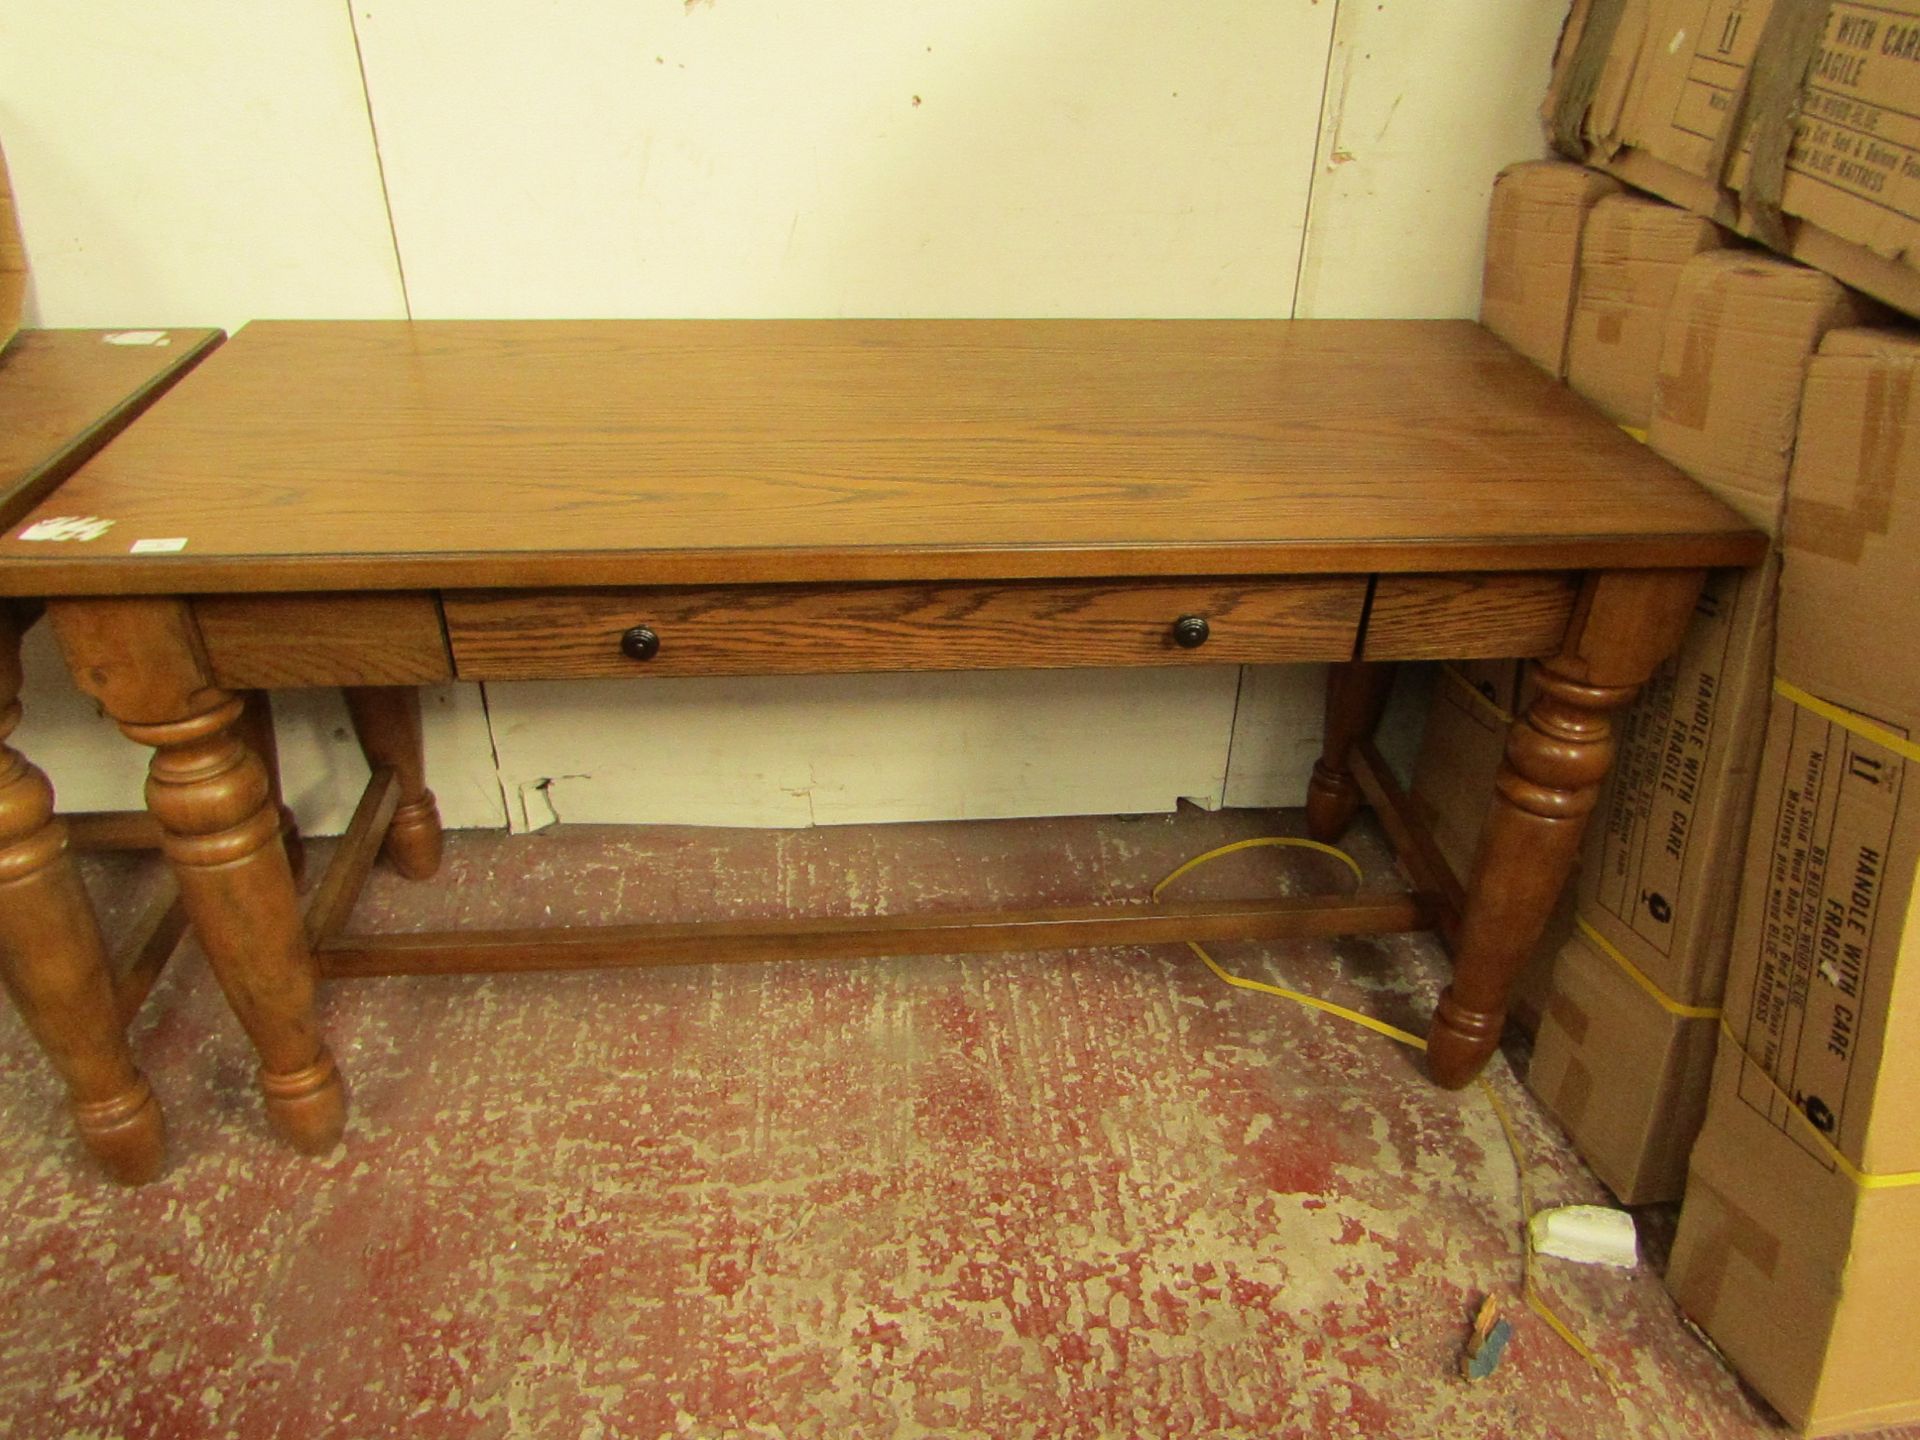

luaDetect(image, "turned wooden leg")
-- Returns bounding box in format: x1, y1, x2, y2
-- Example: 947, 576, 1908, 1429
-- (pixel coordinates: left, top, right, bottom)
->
235, 690, 304, 881
343, 687, 443, 880
1306, 660, 1396, 842
0, 608, 165, 1182
51, 598, 345, 1152
1428, 569, 1706, 1087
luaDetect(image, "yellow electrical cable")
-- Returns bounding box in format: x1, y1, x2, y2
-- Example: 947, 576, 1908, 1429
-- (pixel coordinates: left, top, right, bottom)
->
1480, 1078, 1609, 1372
1154, 835, 1367, 892
1154, 835, 1610, 1380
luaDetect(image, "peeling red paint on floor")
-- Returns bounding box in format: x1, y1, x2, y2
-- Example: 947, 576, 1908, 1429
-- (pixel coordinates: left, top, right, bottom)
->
0, 808, 1897, 1437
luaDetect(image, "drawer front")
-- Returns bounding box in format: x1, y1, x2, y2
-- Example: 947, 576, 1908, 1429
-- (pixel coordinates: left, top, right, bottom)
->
1362, 572, 1578, 661
195, 592, 453, 687
444, 578, 1367, 681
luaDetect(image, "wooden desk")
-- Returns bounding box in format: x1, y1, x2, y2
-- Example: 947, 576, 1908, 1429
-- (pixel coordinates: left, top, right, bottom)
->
0, 319, 1766, 1166
0, 327, 221, 1181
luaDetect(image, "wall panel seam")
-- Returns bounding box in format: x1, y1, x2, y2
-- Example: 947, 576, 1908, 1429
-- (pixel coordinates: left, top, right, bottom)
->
344, 1, 413, 319
1289, 0, 1345, 320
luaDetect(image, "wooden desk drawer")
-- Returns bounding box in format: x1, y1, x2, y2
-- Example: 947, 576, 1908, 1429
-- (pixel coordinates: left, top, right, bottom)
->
444, 578, 1367, 680
1361, 571, 1578, 660
195, 592, 453, 687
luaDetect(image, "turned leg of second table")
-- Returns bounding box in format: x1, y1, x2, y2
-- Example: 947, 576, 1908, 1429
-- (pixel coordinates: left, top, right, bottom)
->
1426, 568, 1705, 1089
50, 598, 346, 1153
0, 606, 165, 1182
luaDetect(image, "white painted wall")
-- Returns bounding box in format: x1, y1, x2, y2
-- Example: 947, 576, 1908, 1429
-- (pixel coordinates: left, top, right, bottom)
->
0, 1, 1558, 834
355, 0, 1325, 319
1293, 0, 1575, 319
0, 2, 404, 331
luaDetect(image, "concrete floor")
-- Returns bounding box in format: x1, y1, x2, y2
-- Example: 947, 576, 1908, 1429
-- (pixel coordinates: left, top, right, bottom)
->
0, 807, 1887, 1438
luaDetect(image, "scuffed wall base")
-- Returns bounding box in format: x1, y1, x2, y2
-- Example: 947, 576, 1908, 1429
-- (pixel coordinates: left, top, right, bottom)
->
488, 667, 1246, 834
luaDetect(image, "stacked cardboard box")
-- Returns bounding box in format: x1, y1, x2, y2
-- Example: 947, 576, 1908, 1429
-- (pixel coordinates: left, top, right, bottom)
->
1565, 193, 1728, 429
1411, 660, 1525, 881
1479, 160, 1622, 375
1529, 248, 1868, 1203
1667, 326, 1920, 1436
1, 141, 25, 351
1547, 0, 1920, 320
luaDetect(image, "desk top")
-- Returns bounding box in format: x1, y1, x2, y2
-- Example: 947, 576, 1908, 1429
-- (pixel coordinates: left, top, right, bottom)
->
0, 328, 221, 536
0, 319, 1764, 595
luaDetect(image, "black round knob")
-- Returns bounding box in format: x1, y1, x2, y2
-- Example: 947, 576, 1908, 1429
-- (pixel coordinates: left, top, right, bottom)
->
620, 625, 661, 662
1173, 615, 1210, 648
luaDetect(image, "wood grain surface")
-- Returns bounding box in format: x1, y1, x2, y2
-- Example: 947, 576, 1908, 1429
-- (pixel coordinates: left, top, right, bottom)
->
1351, 740, 1465, 947
444, 577, 1366, 680
0, 320, 1765, 596
0, 329, 221, 533
1305, 659, 1396, 843
49, 596, 347, 1152
318, 892, 1435, 978
1426, 568, 1708, 1088
302, 768, 398, 947
194, 592, 451, 687
1362, 571, 1580, 659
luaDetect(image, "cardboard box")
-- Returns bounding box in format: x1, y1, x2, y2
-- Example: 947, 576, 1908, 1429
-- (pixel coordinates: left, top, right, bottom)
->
1566, 193, 1729, 429
1546, 0, 1920, 320
1579, 557, 1780, 1004
1649, 250, 1871, 528
1480, 160, 1622, 376
1721, 674, 1920, 1175
1667, 325, 1920, 1435
1410, 659, 1526, 878
1669, 1048, 1920, 1437
1, 140, 25, 352
1720, 325, 1920, 1181
1776, 328, 1920, 729
1528, 929, 1718, 1203
1579, 251, 1866, 1008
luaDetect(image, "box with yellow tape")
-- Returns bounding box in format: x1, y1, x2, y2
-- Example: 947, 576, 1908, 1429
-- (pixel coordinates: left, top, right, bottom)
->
1578, 251, 1865, 1010
1668, 326, 1920, 1436
1527, 923, 1720, 1206
1672, 1039, 1920, 1438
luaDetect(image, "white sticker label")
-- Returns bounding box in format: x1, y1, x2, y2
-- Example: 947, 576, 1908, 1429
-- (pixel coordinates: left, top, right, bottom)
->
104, 330, 170, 347
129, 537, 188, 554
18, 516, 115, 542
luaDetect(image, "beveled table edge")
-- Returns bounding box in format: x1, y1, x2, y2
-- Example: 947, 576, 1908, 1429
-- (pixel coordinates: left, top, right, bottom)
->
0, 529, 1770, 598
